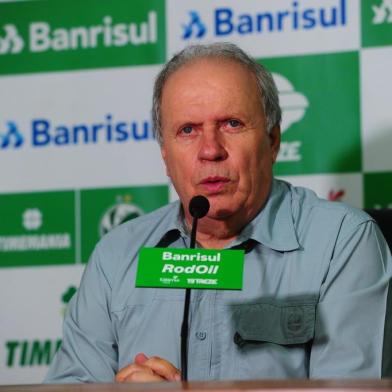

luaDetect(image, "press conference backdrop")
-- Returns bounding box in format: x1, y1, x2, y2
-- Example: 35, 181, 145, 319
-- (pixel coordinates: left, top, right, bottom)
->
0, 0, 391, 384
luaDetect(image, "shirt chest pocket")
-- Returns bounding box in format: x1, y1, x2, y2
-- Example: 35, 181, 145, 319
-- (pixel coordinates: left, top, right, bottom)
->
232, 299, 317, 378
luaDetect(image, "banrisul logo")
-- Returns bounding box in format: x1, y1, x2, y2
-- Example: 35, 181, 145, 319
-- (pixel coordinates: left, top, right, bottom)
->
0, 121, 24, 149
0, 14, 158, 57
0, 115, 154, 152
182, 11, 207, 39
372, 0, 392, 24
0, 24, 24, 54
181, 1, 347, 40
0, 0, 165, 75
31, 114, 154, 147
28, 13, 157, 53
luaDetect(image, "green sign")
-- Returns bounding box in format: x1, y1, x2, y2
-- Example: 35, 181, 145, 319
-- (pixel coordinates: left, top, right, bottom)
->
364, 172, 392, 208
0, 0, 165, 75
262, 52, 361, 176
80, 185, 168, 262
0, 191, 75, 267
362, 0, 392, 47
136, 248, 244, 290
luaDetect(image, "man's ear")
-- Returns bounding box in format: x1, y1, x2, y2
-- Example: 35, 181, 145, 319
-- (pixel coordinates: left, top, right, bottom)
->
160, 144, 171, 177
269, 125, 281, 164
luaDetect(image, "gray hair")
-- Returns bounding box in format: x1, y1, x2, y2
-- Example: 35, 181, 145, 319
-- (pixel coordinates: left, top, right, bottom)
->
152, 42, 281, 145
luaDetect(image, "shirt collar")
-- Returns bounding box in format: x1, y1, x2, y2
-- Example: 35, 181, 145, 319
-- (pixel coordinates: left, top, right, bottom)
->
160, 179, 300, 252
236, 179, 300, 252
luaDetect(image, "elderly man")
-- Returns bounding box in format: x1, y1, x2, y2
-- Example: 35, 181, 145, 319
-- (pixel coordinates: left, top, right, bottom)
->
45, 43, 392, 383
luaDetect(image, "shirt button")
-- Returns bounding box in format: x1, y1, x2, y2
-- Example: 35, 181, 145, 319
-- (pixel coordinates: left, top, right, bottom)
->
195, 331, 207, 341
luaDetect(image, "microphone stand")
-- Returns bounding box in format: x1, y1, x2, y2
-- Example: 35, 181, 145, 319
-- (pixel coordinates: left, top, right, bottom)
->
180, 215, 198, 382
180, 195, 209, 382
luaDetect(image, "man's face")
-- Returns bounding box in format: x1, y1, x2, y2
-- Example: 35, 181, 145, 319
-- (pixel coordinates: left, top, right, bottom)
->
160, 58, 280, 224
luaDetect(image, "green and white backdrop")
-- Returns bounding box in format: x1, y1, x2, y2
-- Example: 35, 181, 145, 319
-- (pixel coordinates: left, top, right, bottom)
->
0, 0, 391, 384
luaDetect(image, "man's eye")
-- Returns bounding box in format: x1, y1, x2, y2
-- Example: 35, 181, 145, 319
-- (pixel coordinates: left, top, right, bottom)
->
227, 119, 241, 128
181, 126, 193, 135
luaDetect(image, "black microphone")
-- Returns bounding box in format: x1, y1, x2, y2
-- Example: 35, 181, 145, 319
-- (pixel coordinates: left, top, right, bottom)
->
189, 195, 210, 219
189, 195, 210, 247
181, 195, 210, 382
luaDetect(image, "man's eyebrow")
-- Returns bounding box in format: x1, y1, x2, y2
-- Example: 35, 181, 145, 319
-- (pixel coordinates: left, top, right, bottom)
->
169, 111, 249, 129
170, 120, 202, 130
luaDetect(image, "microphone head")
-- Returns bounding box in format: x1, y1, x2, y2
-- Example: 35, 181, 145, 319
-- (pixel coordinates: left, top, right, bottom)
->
189, 195, 210, 219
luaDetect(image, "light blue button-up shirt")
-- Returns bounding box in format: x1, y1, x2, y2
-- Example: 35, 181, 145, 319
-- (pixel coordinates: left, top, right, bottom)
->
45, 179, 392, 382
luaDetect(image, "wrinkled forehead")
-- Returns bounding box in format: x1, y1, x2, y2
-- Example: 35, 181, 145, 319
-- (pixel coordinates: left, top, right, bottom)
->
160, 57, 262, 116
163, 56, 258, 92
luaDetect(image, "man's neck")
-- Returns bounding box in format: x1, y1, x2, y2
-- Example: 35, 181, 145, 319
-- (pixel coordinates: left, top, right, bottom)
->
193, 224, 238, 249
184, 211, 254, 249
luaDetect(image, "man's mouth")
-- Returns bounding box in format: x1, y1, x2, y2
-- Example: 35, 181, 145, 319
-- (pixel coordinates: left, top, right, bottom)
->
199, 176, 230, 193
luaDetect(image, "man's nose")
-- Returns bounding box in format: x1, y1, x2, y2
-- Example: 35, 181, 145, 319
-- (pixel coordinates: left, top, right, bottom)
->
197, 127, 228, 162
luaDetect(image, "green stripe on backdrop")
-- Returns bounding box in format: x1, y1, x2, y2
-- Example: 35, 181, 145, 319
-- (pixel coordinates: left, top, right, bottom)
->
0, 0, 166, 76
264, 51, 361, 176
0, 185, 169, 267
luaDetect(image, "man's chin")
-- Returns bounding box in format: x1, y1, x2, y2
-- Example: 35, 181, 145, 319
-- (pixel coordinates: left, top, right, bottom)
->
205, 204, 237, 220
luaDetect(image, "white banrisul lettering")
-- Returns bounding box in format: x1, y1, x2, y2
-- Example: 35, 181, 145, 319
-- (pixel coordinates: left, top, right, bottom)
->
161, 251, 221, 262
148, 11, 157, 42
29, 12, 158, 53
30, 22, 50, 52
70, 27, 89, 49
162, 252, 172, 260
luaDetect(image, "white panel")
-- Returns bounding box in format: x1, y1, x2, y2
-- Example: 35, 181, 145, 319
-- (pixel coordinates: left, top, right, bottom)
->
167, 0, 360, 58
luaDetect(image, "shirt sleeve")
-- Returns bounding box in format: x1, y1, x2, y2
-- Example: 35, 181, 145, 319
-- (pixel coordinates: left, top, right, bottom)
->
44, 244, 118, 383
309, 218, 392, 378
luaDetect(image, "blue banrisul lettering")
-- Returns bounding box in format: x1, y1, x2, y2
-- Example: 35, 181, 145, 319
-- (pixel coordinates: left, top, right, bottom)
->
73, 125, 89, 144
302, 9, 316, 29
292, 1, 299, 29
132, 121, 150, 140
115, 122, 128, 142
54, 126, 69, 145
91, 124, 103, 143
340, 0, 346, 25
215, 8, 234, 36
257, 13, 273, 32
320, 7, 337, 27
277, 11, 290, 31
211, 1, 346, 36
31, 115, 153, 147
104, 114, 113, 142
32, 119, 50, 146
237, 14, 252, 34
